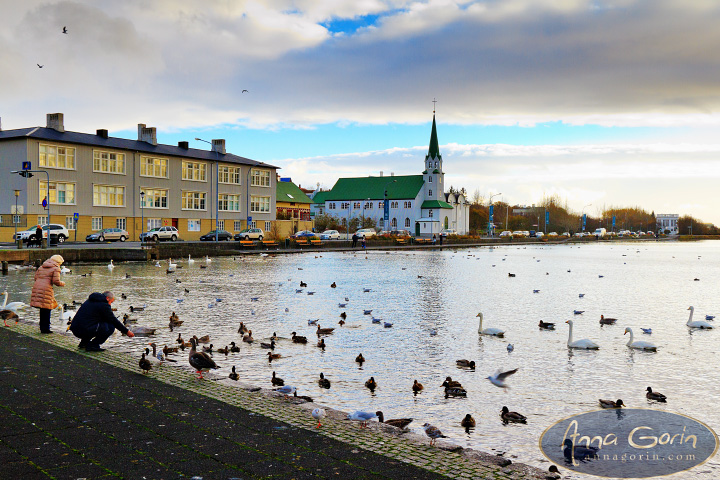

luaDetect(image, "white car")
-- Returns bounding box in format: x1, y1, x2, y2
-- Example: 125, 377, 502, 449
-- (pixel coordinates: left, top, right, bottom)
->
355, 228, 377, 239
511, 230, 525, 237
499, 230, 512, 237
547, 232, 558, 237
320, 229, 340, 240
536, 232, 544, 238
140, 226, 180, 242
440, 228, 457, 237
14, 224, 70, 243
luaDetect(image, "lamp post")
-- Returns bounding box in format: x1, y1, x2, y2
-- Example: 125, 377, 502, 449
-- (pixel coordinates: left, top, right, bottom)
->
140, 190, 145, 241
581, 203, 592, 232
489, 193, 502, 237
195, 138, 220, 241
13, 190, 20, 244
12, 169, 50, 246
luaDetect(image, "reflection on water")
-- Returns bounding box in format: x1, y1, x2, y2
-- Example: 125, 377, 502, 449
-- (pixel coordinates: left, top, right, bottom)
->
6, 242, 720, 479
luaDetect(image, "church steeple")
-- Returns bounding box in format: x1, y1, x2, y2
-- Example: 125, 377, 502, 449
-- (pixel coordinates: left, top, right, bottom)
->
426, 114, 441, 161
423, 108, 444, 204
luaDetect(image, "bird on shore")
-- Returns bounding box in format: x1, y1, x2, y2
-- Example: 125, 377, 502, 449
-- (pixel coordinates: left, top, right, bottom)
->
271, 371, 284, 386
229, 366, 239, 381
376, 411, 412, 429
599, 399, 625, 409
501, 406, 527, 423
188, 338, 218, 379
646, 386, 667, 402
348, 411, 377, 428
318, 372, 331, 388
460, 414, 476, 429
365, 376, 377, 390
487, 368, 519, 390
422, 423, 447, 446
412, 379, 424, 394
149, 343, 175, 363
275, 385, 297, 400
312, 407, 325, 428
139, 352, 152, 374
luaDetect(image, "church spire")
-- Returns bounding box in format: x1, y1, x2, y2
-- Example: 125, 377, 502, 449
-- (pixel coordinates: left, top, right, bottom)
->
426, 114, 441, 160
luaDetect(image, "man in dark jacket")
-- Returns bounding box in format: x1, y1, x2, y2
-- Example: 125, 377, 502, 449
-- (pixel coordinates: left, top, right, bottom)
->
70, 291, 134, 351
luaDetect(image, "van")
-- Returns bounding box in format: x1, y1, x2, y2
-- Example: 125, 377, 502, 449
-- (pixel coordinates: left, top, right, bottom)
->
593, 228, 607, 237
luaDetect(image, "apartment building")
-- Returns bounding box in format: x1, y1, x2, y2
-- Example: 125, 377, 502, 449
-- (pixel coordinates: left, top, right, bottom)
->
0, 113, 278, 241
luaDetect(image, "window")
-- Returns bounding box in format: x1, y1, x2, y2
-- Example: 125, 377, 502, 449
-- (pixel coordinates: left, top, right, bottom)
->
341, 202, 349, 209
429, 190, 432, 196
38, 215, 48, 225
40, 144, 75, 169
140, 156, 168, 178
405, 218, 410, 228
364, 202, 372, 209
250, 195, 270, 213
329, 202, 336, 210
182, 161, 207, 181
249, 221, 257, 229
392, 218, 397, 228
188, 219, 201, 232
265, 221, 271, 232
378, 201, 384, 208
429, 176, 433, 183
251, 169, 271, 187
353, 202, 361, 209
92, 217, 103, 230
404, 201, 413, 208
148, 218, 162, 230
182, 191, 206, 210
434, 161, 438, 167
93, 150, 125, 174
379, 218, 384, 228
391, 201, 398, 208
234, 220, 242, 231
40, 182, 75, 205
141, 188, 168, 209
218, 165, 241, 184
13, 215, 21, 225
116, 218, 126, 230
218, 194, 240, 211
93, 185, 125, 207
217, 220, 225, 230
429, 209, 433, 218
65, 216, 77, 230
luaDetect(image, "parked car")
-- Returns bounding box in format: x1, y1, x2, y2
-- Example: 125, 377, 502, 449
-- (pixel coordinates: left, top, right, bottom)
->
140, 226, 179, 242
320, 229, 340, 240
13, 224, 69, 243
200, 230, 233, 241
536, 232, 544, 238
561, 232, 570, 237
511, 230, 525, 237
547, 232, 558, 237
355, 228, 377, 239
234, 228, 264, 241
291, 230, 316, 239
499, 230, 512, 237
86, 228, 128, 242
574, 232, 585, 237
440, 228, 457, 237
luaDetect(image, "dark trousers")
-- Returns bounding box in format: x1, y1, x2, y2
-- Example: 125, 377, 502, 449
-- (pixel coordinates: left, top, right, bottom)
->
39, 308, 51, 332
72, 323, 116, 347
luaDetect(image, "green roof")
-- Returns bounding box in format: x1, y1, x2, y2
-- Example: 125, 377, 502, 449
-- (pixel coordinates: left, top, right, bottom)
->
421, 200, 453, 209
276, 181, 312, 204
426, 114, 442, 160
324, 175, 424, 201
311, 191, 331, 204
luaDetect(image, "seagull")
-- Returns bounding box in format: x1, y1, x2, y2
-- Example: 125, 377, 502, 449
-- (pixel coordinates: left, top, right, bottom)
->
347, 411, 377, 428
573, 310, 584, 315
422, 423, 447, 446
706, 315, 715, 321
250, 297, 259, 302
364, 309, 373, 315
37, 63, 44, 68
641, 328, 652, 334
579, 294, 585, 298
371, 317, 381, 324
338, 303, 347, 308
242, 89, 249, 93
487, 368, 519, 390
363, 288, 371, 293
533, 289, 540, 293
507, 344, 514, 353
62, 26, 68, 34
312, 408, 325, 428
274, 385, 297, 400
383, 322, 393, 328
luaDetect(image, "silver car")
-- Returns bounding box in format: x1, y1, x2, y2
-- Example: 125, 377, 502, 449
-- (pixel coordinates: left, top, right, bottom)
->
140, 226, 179, 242
86, 228, 128, 242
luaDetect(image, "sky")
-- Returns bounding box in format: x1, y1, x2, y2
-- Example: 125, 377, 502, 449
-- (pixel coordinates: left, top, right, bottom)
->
2, 0, 720, 224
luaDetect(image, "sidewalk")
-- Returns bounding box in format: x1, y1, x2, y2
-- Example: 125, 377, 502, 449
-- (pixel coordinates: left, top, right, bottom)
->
0, 326, 545, 479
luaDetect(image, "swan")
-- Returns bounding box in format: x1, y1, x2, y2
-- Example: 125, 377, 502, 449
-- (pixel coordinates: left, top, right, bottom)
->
565, 320, 599, 349
59, 305, 75, 324
205, 255, 212, 264
167, 258, 177, 272
624, 327, 657, 351
476, 312, 505, 337
60, 266, 72, 274
108, 259, 115, 270
687, 306, 713, 329
2, 292, 28, 312
187, 254, 195, 265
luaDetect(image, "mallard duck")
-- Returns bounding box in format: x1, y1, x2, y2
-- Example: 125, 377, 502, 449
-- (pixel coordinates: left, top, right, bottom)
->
271, 371, 284, 386
456, 359, 476, 369
229, 366, 239, 381
203, 344, 214, 353
139, 352, 152, 374
162, 344, 178, 355
267, 351, 281, 361
501, 406, 526, 423
355, 353, 365, 364
444, 386, 467, 398
218, 345, 231, 355
318, 372, 331, 388
317, 338, 326, 349
365, 376, 377, 390
299, 281, 307, 287
412, 379, 424, 394
229, 342, 240, 353
600, 315, 617, 325
260, 339, 275, 349
460, 414, 476, 428
330, 282, 336, 288
646, 387, 667, 402
129, 305, 145, 312
195, 335, 210, 344
120, 293, 127, 300
547, 465, 561, 479
130, 326, 156, 336
291, 332, 307, 344
242, 330, 254, 343
376, 411, 412, 429
316, 325, 334, 335
599, 399, 625, 409
338, 319, 345, 326
538, 320, 555, 330
441, 377, 463, 388
188, 338, 218, 379
0, 309, 19, 327
237, 322, 248, 334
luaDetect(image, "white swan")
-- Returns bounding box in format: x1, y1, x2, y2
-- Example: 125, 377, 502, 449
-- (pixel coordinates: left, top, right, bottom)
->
188, 255, 195, 265
687, 306, 713, 329
476, 312, 505, 337
59, 304, 75, 324
565, 320, 599, 349
205, 255, 212, 264
1, 292, 28, 312
624, 327, 657, 351
108, 259, 115, 270
167, 258, 177, 272
60, 265, 71, 274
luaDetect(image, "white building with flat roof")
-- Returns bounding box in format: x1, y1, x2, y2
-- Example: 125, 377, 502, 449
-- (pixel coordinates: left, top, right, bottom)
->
656, 214, 679, 234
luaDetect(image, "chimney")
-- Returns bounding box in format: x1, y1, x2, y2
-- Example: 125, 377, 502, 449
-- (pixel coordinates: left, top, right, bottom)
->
380, 171, 384, 177
390, 172, 394, 176
137, 123, 157, 145
47, 113, 64, 132
211, 139, 226, 155
178, 141, 189, 149
96, 129, 108, 139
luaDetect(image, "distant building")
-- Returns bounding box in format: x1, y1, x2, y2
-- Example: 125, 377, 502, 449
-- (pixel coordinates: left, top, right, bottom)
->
310, 190, 330, 218
656, 214, 679, 234
276, 179, 312, 221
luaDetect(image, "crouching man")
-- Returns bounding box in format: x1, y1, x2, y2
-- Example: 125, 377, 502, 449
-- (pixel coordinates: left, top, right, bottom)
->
70, 291, 134, 351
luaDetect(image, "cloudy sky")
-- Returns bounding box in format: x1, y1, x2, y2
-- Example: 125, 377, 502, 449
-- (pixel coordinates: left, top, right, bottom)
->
2, 0, 720, 224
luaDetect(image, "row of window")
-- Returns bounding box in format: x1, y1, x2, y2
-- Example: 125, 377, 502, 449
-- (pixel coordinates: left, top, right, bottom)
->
326, 201, 414, 210
38, 181, 270, 212
39, 144, 271, 185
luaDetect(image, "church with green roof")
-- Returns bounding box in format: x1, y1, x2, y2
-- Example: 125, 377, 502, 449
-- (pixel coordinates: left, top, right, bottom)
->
316, 114, 469, 236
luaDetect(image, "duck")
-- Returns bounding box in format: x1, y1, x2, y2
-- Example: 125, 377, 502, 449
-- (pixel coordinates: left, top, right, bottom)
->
442, 377, 463, 389
0, 309, 19, 327
646, 387, 667, 402
188, 255, 195, 265
129, 305, 146, 312
195, 334, 210, 344
355, 353, 365, 364
169, 312, 182, 326
242, 330, 254, 343
291, 332, 307, 344
339, 312, 347, 320
318, 372, 331, 388
149, 343, 175, 363
120, 293, 127, 300
330, 282, 336, 288
237, 322, 248, 334
229, 342, 240, 353
412, 379, 424, 394
599, 399, 625, 409
365, 376, 377, 390
62, 302, 78, 311
316, 325, 334, 335
375, 411, 413, 429
686, 306, 713, 329
547, 465, 561, 479
456, 359, 475, 369
122, 314, 137, 325
460, 414, 476, 428
624, 327, 657, 351
338, 319, 345, 326
139, 352, 152, 374
188, 338, 218, 379
299, 281, 307, 288
538, 320, 555, 330
477, 312, 505, 337
444, 386, 467, 398
563, 439, 598, 462
317, 338, 326, 350
501, 406, 527, 423
130, 325, 156, 336
203, 344, 214, 354
508, 273, 516, 277
108, 259, 115, 270
271, 371, 284, 386
267, 351, 281, 361
565, 320, 599, 349
220, 345, 235, 356
600, 315, 618, 325
228, 366, 239, 381
260, 339, 276, 349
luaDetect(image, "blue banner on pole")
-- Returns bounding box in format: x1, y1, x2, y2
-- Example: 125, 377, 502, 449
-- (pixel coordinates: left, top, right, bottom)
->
582, 214, 587, 230
612, 215, 616, 227
383, 200, 389, 223
545, 211, 550, 224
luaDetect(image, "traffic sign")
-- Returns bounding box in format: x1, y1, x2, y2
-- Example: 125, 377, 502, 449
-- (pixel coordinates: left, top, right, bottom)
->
73, 212, 79, 220
247, 216, 252, 222
42, 197, 48, 209
22, 161, 31, 170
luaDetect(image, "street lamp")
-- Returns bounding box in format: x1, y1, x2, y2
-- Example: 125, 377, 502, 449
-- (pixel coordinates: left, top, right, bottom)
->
12, 169, 50, 247
489, 193, 502, 237
195, 138, 219, 242
383, 180, 397, 232
581, 203, 592, 232
13, 190, 20, 244
140, 190, 145, 242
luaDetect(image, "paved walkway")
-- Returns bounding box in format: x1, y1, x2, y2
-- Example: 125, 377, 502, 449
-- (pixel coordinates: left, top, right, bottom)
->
0, 325, 545, 480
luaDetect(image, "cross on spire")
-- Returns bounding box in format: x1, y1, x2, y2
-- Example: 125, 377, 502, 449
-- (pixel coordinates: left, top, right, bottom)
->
432, 98, 437, 113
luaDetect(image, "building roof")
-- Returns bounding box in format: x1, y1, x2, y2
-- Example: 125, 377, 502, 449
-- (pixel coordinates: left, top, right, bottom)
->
276, 181, 312, 204
421, 199, 454, 209
426, 115, 441, 160
0, 127, 278, 169
312, 191, 331, 204
324, 175, 424, 201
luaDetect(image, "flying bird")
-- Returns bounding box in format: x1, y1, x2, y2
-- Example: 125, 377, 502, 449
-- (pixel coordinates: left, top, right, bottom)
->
62, 26, 68, 34
37, 64, 44, 68
487, 368, 519, 390
242, 89, 248, 93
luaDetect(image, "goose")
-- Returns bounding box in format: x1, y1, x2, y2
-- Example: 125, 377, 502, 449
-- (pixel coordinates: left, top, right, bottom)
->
229, 366, 239, 381
599, 399, 625, 409
267, 351, 281, 361
260, 340, 275, 349
242, 330, 254, 343
686, 306, 713, 329
412, 379, 424, 394
60, 265, 72, 274
422, 423, 447, 446
646, 387, 667, 402
476, 312, 505, 337
376, 411, 412, 429
187, 255, 195, 265
312, 408, 325, 428
291, 332, 307, 344
271, 371, 284, 386
600, 315, 617, 325
365, 376, 377, 390
348, 411, 377, 428
624, 328, 657, 351
538, 320, 555, 330
456, 359, 475, 369
139, 352, 152, 374
318, 372, 331, 388
355, 353, 365, 364
460, 414, 476, 428
188, 338, 217, 379
501, 406, 527, 423
108, 259, 115, 270
317, 325, 334, 335
317, 338, 326, 350
229, 342, 240, 353
565, 320, 599, 349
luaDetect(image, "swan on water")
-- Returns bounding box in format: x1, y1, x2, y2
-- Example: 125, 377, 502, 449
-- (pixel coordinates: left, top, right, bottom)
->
476, 312, 505, 337
687, 306, 713, 329
108, 259, 115, 270
624, 327, 657, 351
188, 255, 195, 265
565, 320, 599, 349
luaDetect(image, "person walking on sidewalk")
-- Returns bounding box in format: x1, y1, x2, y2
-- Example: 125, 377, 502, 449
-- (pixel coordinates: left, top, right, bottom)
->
30, 254, 65, 333
352, 232, 358, 248
70, 291, 134, 351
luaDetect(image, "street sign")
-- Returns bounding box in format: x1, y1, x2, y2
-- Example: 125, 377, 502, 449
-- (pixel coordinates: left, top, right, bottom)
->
612, 215, 616, 227
73, 212, 79, 220
22, 161, 31, 170
247, 216, 252, 222
42, 197, 48, 209
582, 214, 587, 230
546, 211, 550, 224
